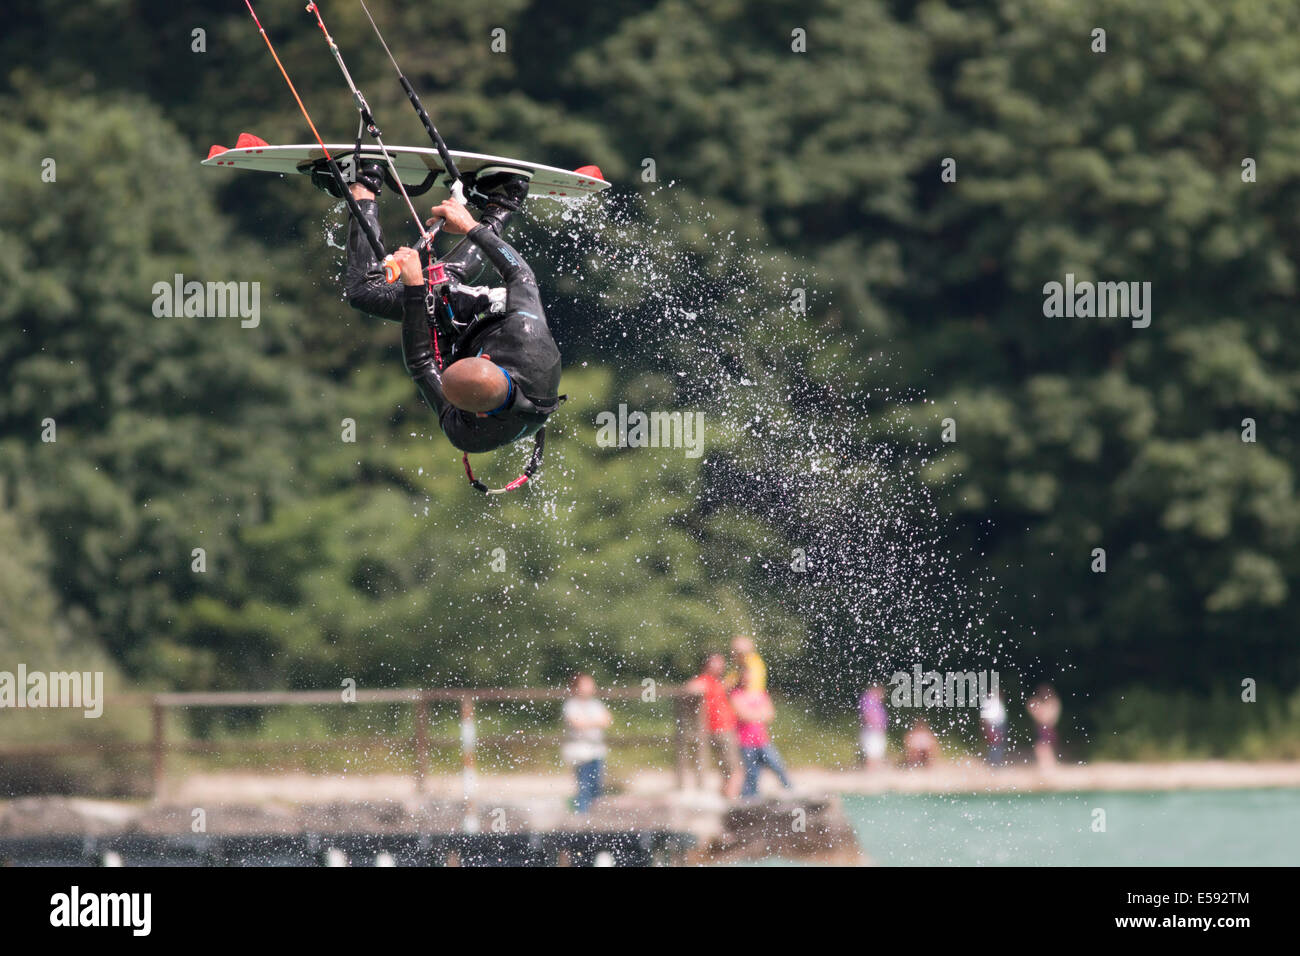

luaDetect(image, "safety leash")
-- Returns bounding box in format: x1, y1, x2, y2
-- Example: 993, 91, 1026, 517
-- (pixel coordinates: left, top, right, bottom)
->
421, 285, 549, 496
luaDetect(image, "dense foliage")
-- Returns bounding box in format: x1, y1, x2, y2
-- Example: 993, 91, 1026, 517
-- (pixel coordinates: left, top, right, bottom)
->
1, 0, 1294, 752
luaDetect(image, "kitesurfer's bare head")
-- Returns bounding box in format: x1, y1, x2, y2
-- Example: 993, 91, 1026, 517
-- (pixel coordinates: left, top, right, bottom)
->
443, 356, 510, 415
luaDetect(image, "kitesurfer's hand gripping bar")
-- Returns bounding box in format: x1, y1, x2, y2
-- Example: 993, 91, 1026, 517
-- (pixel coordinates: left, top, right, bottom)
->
381, 179, 466, 283
381, 239, 444, 285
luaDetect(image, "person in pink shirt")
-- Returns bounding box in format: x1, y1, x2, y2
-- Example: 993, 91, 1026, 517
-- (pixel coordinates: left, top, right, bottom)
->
730, 665, 792, 798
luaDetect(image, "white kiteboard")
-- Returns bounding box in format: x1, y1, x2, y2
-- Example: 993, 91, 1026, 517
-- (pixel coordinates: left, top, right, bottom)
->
203, 133, 609, 200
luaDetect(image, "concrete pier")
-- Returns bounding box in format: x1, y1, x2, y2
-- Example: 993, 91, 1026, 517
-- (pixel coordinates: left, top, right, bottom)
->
0, 787, 864, 866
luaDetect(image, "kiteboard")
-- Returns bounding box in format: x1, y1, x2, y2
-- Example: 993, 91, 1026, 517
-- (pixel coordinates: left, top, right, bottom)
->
204, 134, 609, 201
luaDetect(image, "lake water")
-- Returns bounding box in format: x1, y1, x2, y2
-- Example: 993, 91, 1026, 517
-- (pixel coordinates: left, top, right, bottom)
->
841, 788, 1300, 866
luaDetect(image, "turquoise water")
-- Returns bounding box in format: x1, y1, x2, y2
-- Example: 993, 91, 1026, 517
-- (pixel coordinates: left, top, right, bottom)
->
842, 788, 1300, 866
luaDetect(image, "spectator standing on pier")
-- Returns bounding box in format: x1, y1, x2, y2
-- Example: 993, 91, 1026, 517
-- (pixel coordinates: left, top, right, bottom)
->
858, 684, 888, 769
726, 635, 766, 692
731, 664, 793, 798
904, 718, 939, 767
687, 653, 742, 799
1027, 683, 1061, 769
980, 689, 1008, 766
562, 673, 612, 813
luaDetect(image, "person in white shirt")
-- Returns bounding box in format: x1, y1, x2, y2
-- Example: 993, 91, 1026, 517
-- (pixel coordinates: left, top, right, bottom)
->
980, 690, 1008, 766
562, 673, 613, 813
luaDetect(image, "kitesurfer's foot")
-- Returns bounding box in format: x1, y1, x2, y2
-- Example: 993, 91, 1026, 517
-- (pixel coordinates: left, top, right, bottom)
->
310, 157, 387, 200
354, 160, 388, 198
468, 167, 531, 233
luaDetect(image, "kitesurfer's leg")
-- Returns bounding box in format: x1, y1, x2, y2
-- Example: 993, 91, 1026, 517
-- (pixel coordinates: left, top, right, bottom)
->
438, 236, 492, 287
311, 158, 404, 322
343, 196, 404, 322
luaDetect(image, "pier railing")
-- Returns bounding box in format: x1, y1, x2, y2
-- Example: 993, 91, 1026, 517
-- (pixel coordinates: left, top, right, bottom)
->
1, 686, 707, 797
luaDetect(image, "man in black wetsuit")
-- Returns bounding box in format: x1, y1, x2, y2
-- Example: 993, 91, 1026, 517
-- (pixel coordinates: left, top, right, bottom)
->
320, 161, 562, 454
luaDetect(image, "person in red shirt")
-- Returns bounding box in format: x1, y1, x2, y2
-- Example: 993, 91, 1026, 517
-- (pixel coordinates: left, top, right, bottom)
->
687, 653, 742, 798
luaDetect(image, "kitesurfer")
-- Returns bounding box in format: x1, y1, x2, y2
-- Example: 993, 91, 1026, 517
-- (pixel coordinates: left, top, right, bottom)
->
316, 161, 562, 454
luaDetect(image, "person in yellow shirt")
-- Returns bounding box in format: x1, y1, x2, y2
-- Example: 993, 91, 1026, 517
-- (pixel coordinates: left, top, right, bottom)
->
725, 635, 766, 692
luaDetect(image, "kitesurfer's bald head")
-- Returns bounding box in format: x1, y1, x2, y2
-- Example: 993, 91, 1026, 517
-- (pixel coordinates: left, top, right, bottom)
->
443, 356, 510, 414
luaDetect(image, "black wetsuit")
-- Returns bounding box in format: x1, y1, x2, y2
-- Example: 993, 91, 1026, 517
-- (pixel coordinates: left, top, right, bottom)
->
344, 200, 562, 453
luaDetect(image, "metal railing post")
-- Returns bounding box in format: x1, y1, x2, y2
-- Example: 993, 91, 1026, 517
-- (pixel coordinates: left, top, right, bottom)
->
413, 696, 429, 792
673, 694, 687, 790
460, 696, 477, 807
150, 698, 166, 797
693, 694, 707, 790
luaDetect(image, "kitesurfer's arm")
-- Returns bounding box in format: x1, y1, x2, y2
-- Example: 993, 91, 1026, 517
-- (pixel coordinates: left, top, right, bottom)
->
390, 247, 451, 416
467, 223, 546, 323
388, 246, 498, 453
343, 194, 404, 323
466, 223, 533, 286
428, 198, 544, 320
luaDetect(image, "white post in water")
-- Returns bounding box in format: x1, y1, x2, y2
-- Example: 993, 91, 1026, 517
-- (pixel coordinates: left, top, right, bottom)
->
460, 696, 478, 831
